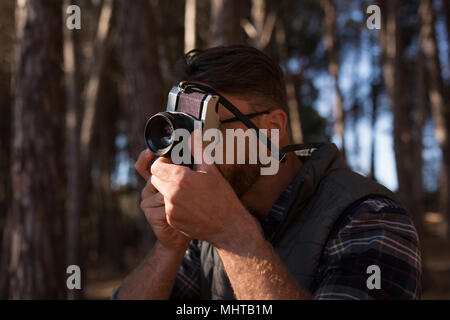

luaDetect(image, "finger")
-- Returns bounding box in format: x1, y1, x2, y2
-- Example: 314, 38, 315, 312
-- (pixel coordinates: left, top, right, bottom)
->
142, 177, 158, 196
151, 157, 191, 182
140, 192, 164, 209
143, 206, 166, 225
150, 174, 173, 198
135, 149, 154, 181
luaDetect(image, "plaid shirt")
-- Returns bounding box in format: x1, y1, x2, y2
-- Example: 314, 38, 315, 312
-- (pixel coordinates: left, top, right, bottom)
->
170, 185, 422, 300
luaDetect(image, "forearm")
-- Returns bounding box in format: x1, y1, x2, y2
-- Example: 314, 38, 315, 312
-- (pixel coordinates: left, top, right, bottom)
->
116, 241, 186, 300
215, 215, 310, 300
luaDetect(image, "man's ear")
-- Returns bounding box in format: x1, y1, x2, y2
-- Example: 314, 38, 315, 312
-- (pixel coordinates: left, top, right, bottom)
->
265, 109, 288, 140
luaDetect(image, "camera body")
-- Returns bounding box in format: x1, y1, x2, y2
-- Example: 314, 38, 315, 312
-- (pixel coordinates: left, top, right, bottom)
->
144, 83, 220, 158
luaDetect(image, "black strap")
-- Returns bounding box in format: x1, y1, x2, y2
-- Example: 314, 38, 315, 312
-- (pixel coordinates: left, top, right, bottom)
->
180, 81, 275, 154
220, 111, 270, 124
279, 143, 323, 159
180, 81, 264, 132
179, 81, 319, 162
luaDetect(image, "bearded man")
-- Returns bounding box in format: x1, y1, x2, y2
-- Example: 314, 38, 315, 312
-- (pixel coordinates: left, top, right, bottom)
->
114, 46, 421, 300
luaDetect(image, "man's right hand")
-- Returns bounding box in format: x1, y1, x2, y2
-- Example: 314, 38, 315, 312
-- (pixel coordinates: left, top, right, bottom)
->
135, 149, 190, 252
116, 149, 189, 299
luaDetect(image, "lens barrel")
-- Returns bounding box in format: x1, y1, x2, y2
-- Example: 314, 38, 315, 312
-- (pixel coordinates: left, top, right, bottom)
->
144, 112, 196, 156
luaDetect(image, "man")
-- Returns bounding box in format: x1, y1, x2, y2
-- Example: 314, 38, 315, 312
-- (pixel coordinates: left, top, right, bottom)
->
114, 45, 421, 300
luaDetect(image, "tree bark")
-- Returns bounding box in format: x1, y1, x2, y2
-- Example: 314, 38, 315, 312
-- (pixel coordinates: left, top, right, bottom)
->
0, 0, 65, 299
63, 0, 82, 300
0, 0, 14, 241
275, 20, 303, 144
443, 0, 450, 64
241, 0, 276, 50
63, 0, 114, 299
210, 0, 243, 46
321, 0, 346, 158
149, 0, 174, 86
441, 0, 450, 238
185, 0, 197, 53
414, 27, 427, 238
419, 0, 450, 238
369, 80, 381, 181
0, 0, 15, 299
379, 0, 415, 212
116, 0, 163, 255
62, 0, 115, 299
95, 74, 124, 272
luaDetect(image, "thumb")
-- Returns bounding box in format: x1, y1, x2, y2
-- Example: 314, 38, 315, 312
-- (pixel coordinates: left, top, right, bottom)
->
189, 129, 219, 174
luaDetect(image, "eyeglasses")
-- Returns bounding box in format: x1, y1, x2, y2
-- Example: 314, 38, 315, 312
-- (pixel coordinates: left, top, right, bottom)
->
178, 81, 287, 162
219, 111, 270, 125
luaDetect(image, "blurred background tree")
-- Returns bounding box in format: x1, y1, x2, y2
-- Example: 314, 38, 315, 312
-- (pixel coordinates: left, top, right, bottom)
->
0, 0, 66, 298
0, 0, 449, 299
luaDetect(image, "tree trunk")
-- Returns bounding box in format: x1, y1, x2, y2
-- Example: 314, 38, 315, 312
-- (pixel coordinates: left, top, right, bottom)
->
369, 80, 381, 180
443, 0, 450, 64
0, 0, 14, 239
414, 27, 427, 239
0, 0, 15, 299
419, 0, 450, 238
63, 0, 82, 300
442, 0, 450, 238
321, 0, 346, 158
0, 0, 65, 299
149, 0, 173, 86
210, 0, 243, 46
241, 0, 277, 50
185, 0, 197, 53
62, 0, 114, 299
116, 0, 163, 255
275, 20, 303, 144
379, 0, 415, 212
96, 74, 124, 272
63, 0, 114, 299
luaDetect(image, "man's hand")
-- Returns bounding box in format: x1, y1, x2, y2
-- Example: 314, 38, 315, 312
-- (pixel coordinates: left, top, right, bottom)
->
150, 154, 309, 299
150, 154, 260, 248
135, 149, 190, 252
116, 149, 191, 300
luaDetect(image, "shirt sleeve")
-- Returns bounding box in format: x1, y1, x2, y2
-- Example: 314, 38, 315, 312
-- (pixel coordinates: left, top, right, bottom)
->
110, 239, 202, 300
170, 239, 202, 300
313, 196, 422, 300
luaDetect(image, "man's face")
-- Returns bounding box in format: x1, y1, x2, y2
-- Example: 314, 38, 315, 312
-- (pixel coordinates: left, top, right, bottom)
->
215, 94, 266, 198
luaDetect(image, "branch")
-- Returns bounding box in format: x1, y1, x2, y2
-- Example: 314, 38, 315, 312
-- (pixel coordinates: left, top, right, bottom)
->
240, 18, 257, 39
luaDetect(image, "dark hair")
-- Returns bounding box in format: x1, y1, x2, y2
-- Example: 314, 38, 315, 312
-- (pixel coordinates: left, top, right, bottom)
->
173, 45, 287, 112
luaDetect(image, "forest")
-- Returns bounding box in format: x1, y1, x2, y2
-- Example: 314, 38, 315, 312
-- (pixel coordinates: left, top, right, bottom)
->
0, 0, 449, 299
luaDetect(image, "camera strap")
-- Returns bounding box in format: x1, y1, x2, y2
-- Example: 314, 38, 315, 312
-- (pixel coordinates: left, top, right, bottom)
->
179, 81, 321, 163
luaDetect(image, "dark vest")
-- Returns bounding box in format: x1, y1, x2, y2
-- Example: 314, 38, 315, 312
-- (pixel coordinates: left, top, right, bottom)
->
199, 143, 399, 299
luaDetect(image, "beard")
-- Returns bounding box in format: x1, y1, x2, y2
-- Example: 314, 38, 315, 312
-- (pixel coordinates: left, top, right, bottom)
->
217, 163, 261, 198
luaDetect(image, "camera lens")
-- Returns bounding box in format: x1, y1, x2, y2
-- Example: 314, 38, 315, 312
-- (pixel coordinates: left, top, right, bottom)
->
145, 114, 174, 156
160, 124, 173, 147
144, 112, 196, 157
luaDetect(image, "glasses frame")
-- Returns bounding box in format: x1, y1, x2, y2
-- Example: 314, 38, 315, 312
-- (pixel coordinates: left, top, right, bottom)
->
178, 81, 286, 161
219, 111, 270, 125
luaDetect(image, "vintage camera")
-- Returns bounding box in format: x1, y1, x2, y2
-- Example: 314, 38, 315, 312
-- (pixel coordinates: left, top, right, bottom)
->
144, 81, 290, 169
144, 82, 220, 160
